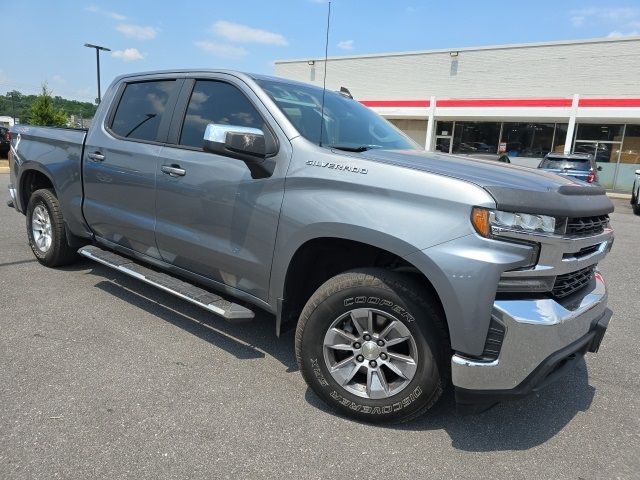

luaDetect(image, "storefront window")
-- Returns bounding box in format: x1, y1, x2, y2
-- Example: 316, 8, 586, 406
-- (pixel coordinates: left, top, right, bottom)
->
452, 122, 500, 154
575, 124, 624, 142
614, 124, 640, 191
553, 124, 568, 153
572, 123, 625, 189
500, 123, 555, 158
436, 121, 453, 136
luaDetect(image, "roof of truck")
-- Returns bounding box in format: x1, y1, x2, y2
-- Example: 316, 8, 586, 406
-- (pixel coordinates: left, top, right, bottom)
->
112, 69, 316, 89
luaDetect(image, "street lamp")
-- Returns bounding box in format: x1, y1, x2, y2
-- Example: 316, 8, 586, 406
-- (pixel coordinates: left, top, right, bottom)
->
84, 43, 111, 104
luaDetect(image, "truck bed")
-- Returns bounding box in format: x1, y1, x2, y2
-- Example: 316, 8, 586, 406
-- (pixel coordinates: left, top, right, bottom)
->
10, 124, 88, 236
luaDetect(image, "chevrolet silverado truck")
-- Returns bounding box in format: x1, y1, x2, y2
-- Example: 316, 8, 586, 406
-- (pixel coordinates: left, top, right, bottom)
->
7, 70, 614, 422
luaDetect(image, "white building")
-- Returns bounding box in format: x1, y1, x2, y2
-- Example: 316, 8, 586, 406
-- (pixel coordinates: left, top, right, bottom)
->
0, 116, 15, 128
275, 36, 640, 192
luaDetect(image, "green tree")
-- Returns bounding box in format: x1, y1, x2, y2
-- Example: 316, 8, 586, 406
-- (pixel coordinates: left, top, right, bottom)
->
29, 84, 68, 127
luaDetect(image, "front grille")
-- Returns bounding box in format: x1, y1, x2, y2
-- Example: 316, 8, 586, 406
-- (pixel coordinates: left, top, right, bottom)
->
552, 266, 595, 298
566, 215, 609, 236
481, 318, 506, 360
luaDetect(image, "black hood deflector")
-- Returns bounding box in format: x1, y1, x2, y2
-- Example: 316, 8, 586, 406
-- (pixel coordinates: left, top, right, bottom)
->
359, 150, 614, 217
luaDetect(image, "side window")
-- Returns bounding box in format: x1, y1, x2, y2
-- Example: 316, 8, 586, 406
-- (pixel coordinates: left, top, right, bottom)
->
179, 80, 264, 149
110, 80, 175, 142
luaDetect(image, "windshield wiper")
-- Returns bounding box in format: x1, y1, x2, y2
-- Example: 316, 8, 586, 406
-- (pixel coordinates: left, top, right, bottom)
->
328, 144, 381, 152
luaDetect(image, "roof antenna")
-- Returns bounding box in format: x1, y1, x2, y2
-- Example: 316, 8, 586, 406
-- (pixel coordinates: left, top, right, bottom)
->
318, 1, 331, 147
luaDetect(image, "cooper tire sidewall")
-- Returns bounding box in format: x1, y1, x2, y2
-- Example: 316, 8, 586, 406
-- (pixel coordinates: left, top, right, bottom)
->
300, 283, 442, 422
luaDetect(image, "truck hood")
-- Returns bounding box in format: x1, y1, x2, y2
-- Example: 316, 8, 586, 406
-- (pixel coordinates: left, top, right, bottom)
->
359, 149, 614, 217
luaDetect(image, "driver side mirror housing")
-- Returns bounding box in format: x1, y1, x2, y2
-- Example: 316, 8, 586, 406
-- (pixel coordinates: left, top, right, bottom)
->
203, 124, 278, 178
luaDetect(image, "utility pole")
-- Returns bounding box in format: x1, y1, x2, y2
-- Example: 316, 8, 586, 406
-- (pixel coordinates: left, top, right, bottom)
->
84, 43, 111, 104
10, 92, 15, 125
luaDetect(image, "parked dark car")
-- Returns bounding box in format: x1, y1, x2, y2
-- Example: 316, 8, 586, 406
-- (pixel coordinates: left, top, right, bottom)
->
0, 126, 10, 157
538, 153, 601, 184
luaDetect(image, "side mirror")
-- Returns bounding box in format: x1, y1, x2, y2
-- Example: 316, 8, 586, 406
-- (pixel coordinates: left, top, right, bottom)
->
203, 124, 277, 178
635, 169, 640, 175
597, 166, 603, 171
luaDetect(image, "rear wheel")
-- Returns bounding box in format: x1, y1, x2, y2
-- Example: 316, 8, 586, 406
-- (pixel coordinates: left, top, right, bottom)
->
296, 268, 449, 423
26, 188, 78, 267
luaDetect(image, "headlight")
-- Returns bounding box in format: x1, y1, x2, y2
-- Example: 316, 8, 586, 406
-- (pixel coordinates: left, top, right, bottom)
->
471, 207, 556, 238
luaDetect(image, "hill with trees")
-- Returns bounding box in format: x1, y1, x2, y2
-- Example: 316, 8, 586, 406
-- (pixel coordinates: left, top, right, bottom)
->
0, 88, 97, 126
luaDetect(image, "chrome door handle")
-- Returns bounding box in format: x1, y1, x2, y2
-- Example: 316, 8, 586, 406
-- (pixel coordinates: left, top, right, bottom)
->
88, 152, 105, 162
161, 165, 186, 177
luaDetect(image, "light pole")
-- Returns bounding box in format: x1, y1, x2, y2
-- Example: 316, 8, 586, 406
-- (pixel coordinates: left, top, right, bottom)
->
10, 92, 15, 124
84, 43, 111, 104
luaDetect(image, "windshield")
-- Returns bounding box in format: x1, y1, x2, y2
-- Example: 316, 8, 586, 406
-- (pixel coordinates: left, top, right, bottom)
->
540, 157, 591, 171
256, 78, 419, 151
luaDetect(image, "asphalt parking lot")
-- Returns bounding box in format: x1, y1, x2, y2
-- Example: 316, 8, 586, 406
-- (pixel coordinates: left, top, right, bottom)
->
0, 173, 638, 479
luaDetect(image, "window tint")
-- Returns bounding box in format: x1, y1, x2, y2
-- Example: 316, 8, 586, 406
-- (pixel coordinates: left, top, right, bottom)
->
179, 80, 264, 148
257, 78, 417, 151
110, 80, 175, 142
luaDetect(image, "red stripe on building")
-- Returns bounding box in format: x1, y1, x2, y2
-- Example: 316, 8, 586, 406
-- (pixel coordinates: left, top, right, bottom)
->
578, 98, 640, 107
359, 98, 640, 108
436, 98, 573, 107
359, 100, 430, 107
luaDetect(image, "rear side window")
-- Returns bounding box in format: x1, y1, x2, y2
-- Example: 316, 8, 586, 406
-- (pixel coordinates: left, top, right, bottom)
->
540, 157, 591, 171
179, 80, 264, 149
110, 80, 175, 142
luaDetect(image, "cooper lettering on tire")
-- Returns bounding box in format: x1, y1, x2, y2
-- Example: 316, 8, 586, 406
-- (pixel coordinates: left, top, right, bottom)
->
295, 268, 449, 423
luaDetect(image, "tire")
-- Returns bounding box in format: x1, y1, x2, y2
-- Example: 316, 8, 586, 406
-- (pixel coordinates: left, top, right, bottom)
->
26, 188, 78, 267
632, 190, 640, 215
295, 268, 449, 423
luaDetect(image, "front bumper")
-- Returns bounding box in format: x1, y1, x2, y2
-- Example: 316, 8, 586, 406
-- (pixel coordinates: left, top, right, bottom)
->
7, 184, 17, 209
451, 271, 610, 408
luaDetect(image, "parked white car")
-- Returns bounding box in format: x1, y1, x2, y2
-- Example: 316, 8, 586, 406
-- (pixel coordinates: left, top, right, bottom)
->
632, 170, 640, 215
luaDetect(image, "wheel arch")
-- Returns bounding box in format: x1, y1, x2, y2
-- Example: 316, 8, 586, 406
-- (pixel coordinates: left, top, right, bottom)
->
18, 165, 56, 213
273, 231, 450, 344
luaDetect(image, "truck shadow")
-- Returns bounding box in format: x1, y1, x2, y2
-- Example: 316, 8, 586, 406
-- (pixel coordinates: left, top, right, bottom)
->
304, 359, 595, 451
403, 360, 595, 451
87, 263, 298, 371
86, 262, 595, 452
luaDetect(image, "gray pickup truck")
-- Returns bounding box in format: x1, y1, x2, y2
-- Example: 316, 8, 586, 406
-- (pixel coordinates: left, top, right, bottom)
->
8, 70, 614, 422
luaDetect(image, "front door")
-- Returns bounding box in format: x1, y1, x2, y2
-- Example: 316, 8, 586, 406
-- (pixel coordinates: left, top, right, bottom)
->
154, 77, 289, 301
83, 78, 180, 256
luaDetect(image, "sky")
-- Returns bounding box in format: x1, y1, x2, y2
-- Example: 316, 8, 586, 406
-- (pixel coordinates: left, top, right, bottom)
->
2, 0, 640, 102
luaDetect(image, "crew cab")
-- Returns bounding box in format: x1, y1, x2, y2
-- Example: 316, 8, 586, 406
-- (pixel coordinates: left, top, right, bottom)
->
7, 70, 614, 422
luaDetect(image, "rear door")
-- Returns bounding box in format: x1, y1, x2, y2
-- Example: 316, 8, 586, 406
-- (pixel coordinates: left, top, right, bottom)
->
83, 77, 181, 256
153, 75, 290, 301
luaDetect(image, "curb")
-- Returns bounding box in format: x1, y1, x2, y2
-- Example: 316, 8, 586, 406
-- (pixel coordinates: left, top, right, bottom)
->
607, 192, 631, 200
0, 167, 9, 174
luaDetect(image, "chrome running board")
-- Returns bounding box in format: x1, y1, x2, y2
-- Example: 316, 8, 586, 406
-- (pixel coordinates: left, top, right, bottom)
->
78, 245, 255, 321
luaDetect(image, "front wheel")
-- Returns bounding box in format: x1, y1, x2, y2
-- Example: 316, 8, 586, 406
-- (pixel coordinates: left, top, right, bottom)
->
295, 268, 449, 423
26, 188, 78, 267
